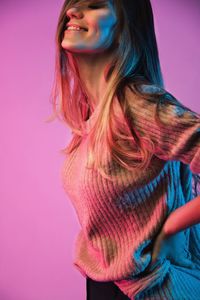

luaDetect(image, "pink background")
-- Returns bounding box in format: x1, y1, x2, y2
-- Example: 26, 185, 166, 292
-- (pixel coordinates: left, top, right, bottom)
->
0, 1, 199, 299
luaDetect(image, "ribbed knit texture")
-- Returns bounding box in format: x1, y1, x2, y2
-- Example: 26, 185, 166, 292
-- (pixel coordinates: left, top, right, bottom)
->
61, 86, 200, 299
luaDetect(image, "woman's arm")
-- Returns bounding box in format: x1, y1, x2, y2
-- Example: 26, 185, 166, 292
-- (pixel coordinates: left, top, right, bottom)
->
163, 195, 200, 236
149, 195, 200, 267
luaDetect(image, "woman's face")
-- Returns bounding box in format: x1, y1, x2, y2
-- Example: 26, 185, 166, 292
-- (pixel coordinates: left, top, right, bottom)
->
61, 0, 118, 54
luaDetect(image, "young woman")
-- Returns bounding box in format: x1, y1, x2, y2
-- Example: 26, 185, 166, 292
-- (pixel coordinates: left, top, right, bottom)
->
51, 0, 200, 299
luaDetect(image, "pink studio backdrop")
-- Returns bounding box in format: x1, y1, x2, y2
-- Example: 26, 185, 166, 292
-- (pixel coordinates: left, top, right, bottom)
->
0, 1, 199, 300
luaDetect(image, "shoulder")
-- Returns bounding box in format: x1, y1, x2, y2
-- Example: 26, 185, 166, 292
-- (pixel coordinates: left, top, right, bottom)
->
124, 83, 172, 105
124, 83, 165, 119
124, 83, 164, 109
124, 83, 199, 124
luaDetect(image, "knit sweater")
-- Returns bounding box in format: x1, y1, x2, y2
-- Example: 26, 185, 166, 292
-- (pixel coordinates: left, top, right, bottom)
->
61, 85, 200, 299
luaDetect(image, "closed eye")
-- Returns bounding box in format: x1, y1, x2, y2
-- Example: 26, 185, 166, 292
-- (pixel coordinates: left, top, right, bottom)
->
88, 5, 106, 9
88, 1, 107, 9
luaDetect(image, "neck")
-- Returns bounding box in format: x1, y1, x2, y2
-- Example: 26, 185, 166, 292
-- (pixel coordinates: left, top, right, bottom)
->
69, 49, 115, 107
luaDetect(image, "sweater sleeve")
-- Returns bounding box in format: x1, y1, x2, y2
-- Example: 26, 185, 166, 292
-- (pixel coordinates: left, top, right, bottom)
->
126, 86, 200, 174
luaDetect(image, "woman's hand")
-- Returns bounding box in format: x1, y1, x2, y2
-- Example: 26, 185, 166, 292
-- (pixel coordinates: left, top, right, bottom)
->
144, 227, 169, 273
150, 228, 168, 266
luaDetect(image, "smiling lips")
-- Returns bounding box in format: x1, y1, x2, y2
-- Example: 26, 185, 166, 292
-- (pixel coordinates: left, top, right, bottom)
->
66, 24, 88, 31
66, 28, 87, 33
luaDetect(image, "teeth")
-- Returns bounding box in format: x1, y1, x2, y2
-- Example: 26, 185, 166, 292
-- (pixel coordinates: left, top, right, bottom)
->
67, 26, 85, 31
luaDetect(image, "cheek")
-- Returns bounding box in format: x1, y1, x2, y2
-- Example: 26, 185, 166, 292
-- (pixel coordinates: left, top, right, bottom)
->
86, 13, 117, 48
90, 21, 99, 33
89, 11, 116, 33
99, 14, 117, 37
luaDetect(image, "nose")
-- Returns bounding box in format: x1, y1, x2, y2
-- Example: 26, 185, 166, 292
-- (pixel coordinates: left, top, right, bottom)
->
66, 6, 83, 19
